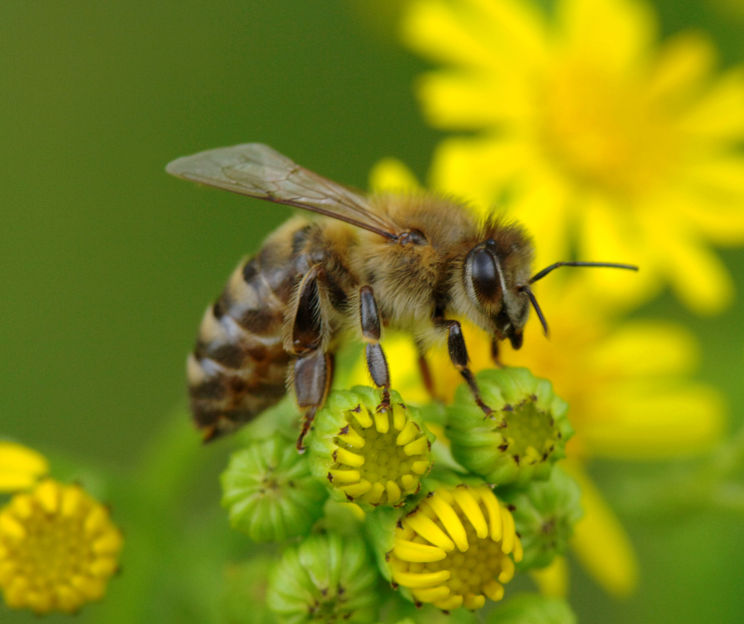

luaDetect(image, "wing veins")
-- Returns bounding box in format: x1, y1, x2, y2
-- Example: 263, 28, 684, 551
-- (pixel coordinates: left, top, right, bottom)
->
167, 143, 399, 240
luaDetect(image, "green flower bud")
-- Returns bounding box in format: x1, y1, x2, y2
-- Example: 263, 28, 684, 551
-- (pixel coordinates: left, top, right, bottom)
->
267, 532, 380, 623
446, 368, 572, 486
499, 467, 582, 571
307, 387, 432, 508
486, 593, 576, 624
367, 477, 522, 612
221, 433, 327, 542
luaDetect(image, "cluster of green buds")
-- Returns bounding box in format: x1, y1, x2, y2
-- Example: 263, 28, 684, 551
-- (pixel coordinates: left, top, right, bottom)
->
220, 368, 582, 623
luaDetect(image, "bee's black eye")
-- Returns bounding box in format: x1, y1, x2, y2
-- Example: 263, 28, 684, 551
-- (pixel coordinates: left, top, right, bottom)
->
467, 247, 501, 304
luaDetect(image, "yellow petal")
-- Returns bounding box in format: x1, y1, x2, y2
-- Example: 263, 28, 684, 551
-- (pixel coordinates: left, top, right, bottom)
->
393, 539, 447, 563
0, 442, 49, 493
678, 67, 744, 141
452, 488, 488, 539
430, 135, 530, 213
506, 169, 572, 269
460, 0, 548, 66
416, 70, 530, 129
530, 556, 569, 598
583, 382, 725, 459
647, 32, 716, 102
368, 158, 421, 194
404, 512, 456, 552
577, 195, 661, 308
392, 568, 450, 589
558, 0, 656, 72
588, 321, 698, 377
402, 0, 499, 69
565, 461, 638, 596
652, 219, 734, 314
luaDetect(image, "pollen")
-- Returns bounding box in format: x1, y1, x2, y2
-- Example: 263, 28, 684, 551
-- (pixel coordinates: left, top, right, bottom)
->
388, 485, 522, 611
0, 479, 123, 614
328, 401, 432, 507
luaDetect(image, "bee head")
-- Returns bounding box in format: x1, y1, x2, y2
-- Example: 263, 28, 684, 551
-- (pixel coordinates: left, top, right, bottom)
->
463, 239, 531, 349
461, 229, 638, 349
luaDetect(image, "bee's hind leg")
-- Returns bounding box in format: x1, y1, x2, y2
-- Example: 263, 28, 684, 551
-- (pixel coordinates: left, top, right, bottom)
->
289, 266, 334, 451
359, 286, 391, 412
293, 351, 334, 452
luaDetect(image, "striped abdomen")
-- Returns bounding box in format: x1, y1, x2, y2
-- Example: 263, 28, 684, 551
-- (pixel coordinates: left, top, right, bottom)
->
187, 221, 311, 440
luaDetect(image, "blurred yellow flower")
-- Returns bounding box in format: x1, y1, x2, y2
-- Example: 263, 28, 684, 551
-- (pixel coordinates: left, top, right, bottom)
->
0, 479, 123, 614
365, 158, 726, 596
0, 442, 48, 493
403, 0, 744, 313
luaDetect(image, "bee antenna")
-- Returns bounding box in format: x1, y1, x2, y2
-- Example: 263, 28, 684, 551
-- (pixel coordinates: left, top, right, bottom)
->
520, 285, 549, 337
528, 261, 639, 284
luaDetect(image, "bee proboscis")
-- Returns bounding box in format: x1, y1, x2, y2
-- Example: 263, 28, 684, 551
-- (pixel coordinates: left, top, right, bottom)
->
166, 144, 637, 448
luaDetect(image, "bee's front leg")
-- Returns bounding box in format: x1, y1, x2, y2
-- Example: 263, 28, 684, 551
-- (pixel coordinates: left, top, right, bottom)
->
436, 318, 493, 417
289, 266, 334, 451
359, 286, 391, 412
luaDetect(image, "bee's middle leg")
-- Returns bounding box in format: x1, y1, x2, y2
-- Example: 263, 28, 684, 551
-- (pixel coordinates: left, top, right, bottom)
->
436, 318, 493, 417
289, 266, 334, 451
359, 286, 391, 411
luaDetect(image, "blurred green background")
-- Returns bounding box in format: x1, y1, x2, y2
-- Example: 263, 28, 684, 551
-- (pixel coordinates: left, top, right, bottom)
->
1, 0, 743, 622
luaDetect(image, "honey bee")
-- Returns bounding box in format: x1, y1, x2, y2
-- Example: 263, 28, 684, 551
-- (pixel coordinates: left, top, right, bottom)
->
167, 144, 636, 449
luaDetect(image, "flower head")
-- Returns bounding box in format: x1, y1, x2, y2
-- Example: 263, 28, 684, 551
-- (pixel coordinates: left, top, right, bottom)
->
0, 479, 123, 614
267, 532, 379, 623
221, 433, 328, 542
308, 387, 432, 508
373, 483, 522, 611
404, 0, 744, 313
447, 367, 572, 486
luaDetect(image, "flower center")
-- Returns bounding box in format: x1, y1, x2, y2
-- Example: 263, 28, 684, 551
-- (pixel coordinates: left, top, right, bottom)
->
12, 514, 92, 584
503, 395, 560, 466
538, 59, 676, 196
388, 486, 521, 611
328, 402, 431, 506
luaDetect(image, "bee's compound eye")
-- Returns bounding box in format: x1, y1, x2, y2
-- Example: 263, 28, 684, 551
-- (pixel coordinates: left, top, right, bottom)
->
467, 247, 501, 304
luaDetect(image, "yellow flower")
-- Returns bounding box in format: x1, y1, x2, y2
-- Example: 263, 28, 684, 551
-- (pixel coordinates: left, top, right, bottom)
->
387, 484, 522, 610
308, 387, 432, 507
0, 479, 123, 614
364, 159, 725, 596
403, 0, 744, 313
0, 441, 49, 493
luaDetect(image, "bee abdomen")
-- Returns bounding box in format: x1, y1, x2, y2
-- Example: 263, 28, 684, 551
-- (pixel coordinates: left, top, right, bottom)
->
187, 255, 296, 440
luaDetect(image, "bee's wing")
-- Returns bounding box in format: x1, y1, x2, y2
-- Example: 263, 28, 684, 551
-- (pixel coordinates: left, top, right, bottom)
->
166, 143, 399, 239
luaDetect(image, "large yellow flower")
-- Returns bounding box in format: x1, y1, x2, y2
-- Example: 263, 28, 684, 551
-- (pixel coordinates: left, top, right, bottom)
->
363, 159, 725, 596
403, 0, 744, 313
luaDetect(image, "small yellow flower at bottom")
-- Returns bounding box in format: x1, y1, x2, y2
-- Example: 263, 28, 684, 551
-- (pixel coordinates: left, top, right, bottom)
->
385, 485, 522, 611
0, 479, 123, 614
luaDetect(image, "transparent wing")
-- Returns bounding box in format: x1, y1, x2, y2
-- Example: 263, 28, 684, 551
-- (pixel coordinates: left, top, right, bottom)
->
166, 143, 399, 239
